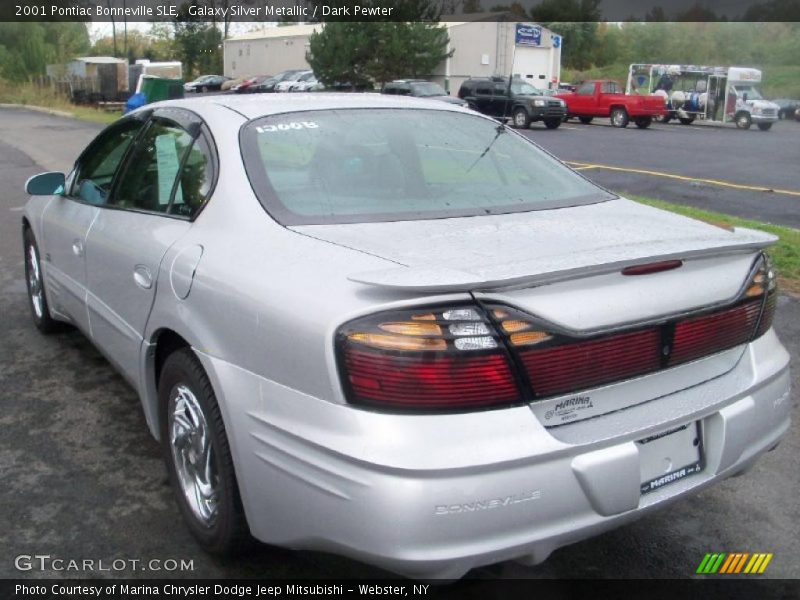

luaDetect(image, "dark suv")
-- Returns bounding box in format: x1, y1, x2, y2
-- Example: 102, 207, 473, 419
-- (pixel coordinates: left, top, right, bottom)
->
382, 79, 467, 106
458, 77, 566, 129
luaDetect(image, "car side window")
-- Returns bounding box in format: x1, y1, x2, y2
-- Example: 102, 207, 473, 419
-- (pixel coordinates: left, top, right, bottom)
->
476, 85, 492, 95
601, 81, 620, 94
577, 83, 595, 96
110, 118, 213, 218
494, 83, 507, 94
69, 120, 144, 206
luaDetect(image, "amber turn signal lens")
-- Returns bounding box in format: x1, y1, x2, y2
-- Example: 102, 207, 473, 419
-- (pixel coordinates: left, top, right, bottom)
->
347, 333, 447, 352
510, 331, 552, 346
501, 319, 531, 333
745, 283, 764, 297
378, 322, 443, 336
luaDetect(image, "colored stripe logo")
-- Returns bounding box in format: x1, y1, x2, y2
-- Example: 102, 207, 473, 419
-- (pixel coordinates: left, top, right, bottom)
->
696, 552, 773, 574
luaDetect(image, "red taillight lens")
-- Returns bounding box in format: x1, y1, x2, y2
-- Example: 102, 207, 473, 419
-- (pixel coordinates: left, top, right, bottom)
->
344, 350, 519, 409
519, 328, 661, 397
669, 298, 762, 365
337, 305, 521, 410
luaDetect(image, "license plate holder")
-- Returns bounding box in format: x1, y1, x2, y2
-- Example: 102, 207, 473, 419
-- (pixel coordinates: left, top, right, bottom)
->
638, 422, 704, 495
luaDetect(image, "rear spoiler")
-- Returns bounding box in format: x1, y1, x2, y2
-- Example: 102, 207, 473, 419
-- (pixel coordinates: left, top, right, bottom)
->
348, 227, 777, 293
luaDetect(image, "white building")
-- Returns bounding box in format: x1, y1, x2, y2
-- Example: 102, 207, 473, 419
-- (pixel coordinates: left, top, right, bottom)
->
223, 17, 562, 92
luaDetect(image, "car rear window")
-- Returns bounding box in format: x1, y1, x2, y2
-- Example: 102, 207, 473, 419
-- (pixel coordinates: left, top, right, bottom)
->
240, 108, 612, 225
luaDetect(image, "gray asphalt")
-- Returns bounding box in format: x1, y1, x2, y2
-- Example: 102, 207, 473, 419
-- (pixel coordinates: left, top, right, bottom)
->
523, 118, 800, 229
0, 106, 797, 582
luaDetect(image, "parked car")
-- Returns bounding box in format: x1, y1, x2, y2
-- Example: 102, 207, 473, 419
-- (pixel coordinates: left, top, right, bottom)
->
291, 76, 320, 92
248, 69, 306, 93
275, 70, 315, 92
458, 76, 566, 129
556, 80, 667, 128
183, 75, 230, 93
22, 94, 789, 580
232, 75, 272, 94
796, 106, 800, 122
382, 79, 468, 106
771, 98, 800, 120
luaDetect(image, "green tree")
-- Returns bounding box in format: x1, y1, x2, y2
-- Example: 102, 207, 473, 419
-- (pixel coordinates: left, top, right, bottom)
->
173, 2, 223, 78
307, 22, 452, 87
0, 22, 90, 81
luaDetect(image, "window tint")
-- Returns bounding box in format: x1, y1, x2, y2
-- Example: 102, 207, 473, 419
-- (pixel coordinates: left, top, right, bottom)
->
241, 109, 611, 225
476, 85, 492, 95
111, 119, 212, 217
70, 120, 144, 205
577, 83, 595, 95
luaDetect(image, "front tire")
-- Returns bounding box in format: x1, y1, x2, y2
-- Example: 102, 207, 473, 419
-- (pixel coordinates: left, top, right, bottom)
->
679, 116, 695, 125
511, 107, 531, 129
757, 122, 772, 131
736, 112, 752, 129
544, 118, 562, 129
23, 228, 62, 334
610, 107, 629, 128
159, 348, 249, 554
635, 116, 652, 129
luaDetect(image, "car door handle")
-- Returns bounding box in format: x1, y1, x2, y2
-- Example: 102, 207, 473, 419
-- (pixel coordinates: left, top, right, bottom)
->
72, 239, 84, 257
133, 265, 153, 290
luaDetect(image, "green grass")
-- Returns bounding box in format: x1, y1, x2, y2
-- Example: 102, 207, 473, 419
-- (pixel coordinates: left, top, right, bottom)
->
0, 80, 119, 125
633, 196, 800, 295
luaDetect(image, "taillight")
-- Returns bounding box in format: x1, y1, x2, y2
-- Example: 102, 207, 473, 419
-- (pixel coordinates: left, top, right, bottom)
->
337, 305, 521, 410
485, 253, 778, 400
337, 254, 778, 410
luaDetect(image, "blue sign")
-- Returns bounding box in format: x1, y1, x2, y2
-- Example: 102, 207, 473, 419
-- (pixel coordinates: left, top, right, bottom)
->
516, 23, 542, 46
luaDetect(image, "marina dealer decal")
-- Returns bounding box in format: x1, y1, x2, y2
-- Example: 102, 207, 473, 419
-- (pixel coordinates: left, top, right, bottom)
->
545, 395, 593, 422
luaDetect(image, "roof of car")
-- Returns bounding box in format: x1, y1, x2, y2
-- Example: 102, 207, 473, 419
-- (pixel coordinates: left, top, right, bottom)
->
148, 93, 471, 120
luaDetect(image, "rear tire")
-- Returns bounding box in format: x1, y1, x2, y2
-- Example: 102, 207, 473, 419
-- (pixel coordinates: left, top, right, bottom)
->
757, 122, 772, 131
159, 348, 250, 555
610, 107, 629, 128
635, 116, 652, 129
23, 228, 62, 334
511, 107, 531, 129
578, 116, 593, 124
679, 117, 695, 125
543, 118, 562, 129
736, 112, 752, 129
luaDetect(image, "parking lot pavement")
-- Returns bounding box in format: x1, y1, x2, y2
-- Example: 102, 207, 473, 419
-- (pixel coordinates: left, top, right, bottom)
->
523, 119, 800, 229
0, 106, 797, 581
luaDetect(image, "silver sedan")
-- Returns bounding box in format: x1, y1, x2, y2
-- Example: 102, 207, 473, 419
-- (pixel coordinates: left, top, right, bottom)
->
21, 94, 790, 579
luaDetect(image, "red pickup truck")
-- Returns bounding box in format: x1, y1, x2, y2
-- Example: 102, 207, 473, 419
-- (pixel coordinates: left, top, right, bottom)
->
556, 80, 667, 128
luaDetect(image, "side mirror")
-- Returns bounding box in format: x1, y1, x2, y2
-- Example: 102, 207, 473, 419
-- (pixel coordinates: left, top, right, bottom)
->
25, 172, 65, 196
742, 92, 748, 102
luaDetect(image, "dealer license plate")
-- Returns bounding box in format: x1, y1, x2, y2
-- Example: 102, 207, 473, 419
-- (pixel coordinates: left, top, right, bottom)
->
637, 422, 704, 495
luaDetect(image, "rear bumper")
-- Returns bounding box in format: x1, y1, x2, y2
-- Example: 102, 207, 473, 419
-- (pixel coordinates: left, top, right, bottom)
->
199, 329, 791, 579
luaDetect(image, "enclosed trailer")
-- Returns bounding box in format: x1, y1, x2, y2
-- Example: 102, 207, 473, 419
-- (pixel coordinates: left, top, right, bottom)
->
626, 64, 780, 130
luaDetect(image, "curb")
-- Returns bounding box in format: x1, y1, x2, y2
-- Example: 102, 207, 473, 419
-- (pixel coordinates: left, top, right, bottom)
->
0, 103, 74, 118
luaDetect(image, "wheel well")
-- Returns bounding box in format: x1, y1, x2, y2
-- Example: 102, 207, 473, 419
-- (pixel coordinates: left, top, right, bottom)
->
153, 329, 191, 388
610, 105, 627, 113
